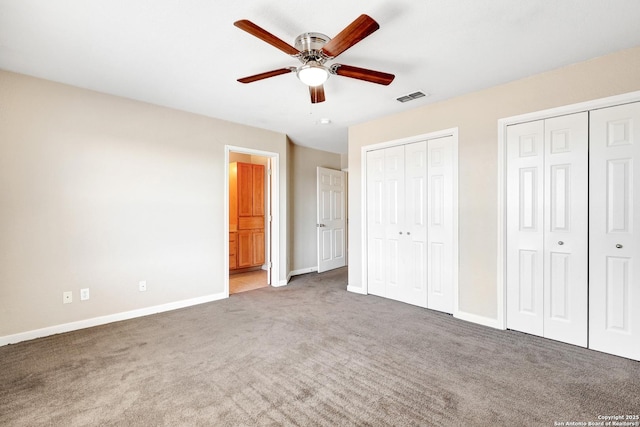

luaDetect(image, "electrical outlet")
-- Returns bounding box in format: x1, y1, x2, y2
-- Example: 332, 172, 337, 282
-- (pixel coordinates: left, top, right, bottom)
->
139, 281, 147, 292
63, 291, 72, 304
80, 288, 90, 301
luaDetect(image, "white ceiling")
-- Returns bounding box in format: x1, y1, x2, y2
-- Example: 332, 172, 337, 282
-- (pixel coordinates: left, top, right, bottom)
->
2, 1, 640, 154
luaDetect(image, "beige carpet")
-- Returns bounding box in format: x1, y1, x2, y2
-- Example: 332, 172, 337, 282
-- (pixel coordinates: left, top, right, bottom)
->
1, 267, 638, 426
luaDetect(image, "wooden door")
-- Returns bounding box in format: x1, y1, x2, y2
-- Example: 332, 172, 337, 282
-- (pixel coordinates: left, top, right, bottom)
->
317, 167, 347, 273
237, 163, 253, 217
252, 164, 264, 216
252, 230, 265, 266
590, 102, 640, 360
237, 231, 252, 268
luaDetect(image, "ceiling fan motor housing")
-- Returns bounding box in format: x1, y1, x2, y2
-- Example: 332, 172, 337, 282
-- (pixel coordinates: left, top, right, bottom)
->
294, 32, 331, 63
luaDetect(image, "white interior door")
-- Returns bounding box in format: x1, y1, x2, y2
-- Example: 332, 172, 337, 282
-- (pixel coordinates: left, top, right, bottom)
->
366, 136, 457, 311
381, 145, 406, 302
506, 113, 588, 346
427, 136, 455, 313
366, 144, 422, 305
316, 167, 347, 273
543, 113, 588, 347
366, 149, 386, 297
506, 120, 545, 336
589, 102, 640, 361
402, 141, 428, 307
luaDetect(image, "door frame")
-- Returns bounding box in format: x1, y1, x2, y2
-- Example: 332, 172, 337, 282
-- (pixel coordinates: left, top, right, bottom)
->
360, 128, 459, 314
224, 145, 280, 297
496, 90, 640, 330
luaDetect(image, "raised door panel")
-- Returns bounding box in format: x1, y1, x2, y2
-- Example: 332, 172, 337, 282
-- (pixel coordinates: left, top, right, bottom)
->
238, 216, 263, 230
543, 112, 588, 347
506, 120, 545, 337
237, 231, 252, 268
252, 230, 265, 266
237, 163, 253, 217
252, 164, 265, 217
589, 102, 640, 361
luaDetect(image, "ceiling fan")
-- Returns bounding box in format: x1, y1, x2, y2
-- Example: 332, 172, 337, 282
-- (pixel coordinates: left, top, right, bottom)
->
234, 14, 395, 104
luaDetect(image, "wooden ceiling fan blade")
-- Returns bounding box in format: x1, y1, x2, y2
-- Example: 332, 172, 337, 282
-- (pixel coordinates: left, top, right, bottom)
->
234, 20, 300, 56
237, 68, 293, 84
332, 64, 394, 85
309, 85, 326, 103
321, 14, 379, 58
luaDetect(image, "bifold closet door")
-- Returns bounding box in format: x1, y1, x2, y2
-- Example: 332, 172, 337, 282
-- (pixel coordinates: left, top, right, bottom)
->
366, 142, 428, 308
403, 142, 429, 306
506, 112, 588, 347
589, 102, 640, 361
427, 136, 455, 314
506, 120, 545, 336
543, 114, 588, 346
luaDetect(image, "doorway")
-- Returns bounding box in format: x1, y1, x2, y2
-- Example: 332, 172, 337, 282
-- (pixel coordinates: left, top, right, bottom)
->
225, 146, 279, 296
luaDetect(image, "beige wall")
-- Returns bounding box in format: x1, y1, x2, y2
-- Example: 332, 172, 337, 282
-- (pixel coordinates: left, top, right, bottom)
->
348, 46, 640, 321
0, 70, 288, 337
290, 144, 341, 272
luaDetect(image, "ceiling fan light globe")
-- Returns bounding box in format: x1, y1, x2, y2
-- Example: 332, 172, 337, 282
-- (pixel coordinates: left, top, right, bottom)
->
297, 63, 329, 86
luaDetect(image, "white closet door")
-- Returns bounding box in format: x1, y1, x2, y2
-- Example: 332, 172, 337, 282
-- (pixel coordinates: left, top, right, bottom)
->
506, 120, 545, 336
427, 136, 455, 313
543, 113, 588, 347
366, 146, 408, 301
383, 145, 406, 302
590, 102, 640, 361
366, 149, 386, 297
366, 136, 456, 311
403, 141, 428, 307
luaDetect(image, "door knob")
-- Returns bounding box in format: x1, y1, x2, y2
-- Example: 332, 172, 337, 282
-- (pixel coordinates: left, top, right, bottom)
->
317, 224, 325, 227
558, 241, 564, 245
616, 244, 623, 249
407, 232, 411, 235
399, 231, 403, 235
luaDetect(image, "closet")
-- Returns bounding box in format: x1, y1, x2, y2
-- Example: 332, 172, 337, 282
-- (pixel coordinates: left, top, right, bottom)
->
366, 135, 456, 312
229, 162, 265, 270
505, 102, 640, 360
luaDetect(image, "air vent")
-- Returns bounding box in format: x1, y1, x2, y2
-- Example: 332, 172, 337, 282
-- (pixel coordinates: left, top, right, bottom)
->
396, 91, 428, 103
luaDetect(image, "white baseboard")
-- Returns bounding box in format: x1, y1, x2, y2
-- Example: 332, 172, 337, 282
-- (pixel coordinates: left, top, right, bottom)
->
347, 284, 366, 295
272, 279, 288, 287
0, 292, 227, 347
454, 310, 503, 330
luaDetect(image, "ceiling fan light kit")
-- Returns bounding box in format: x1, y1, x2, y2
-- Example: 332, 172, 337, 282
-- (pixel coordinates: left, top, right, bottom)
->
234, 14, 395, 103
297, 62, 329, 86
